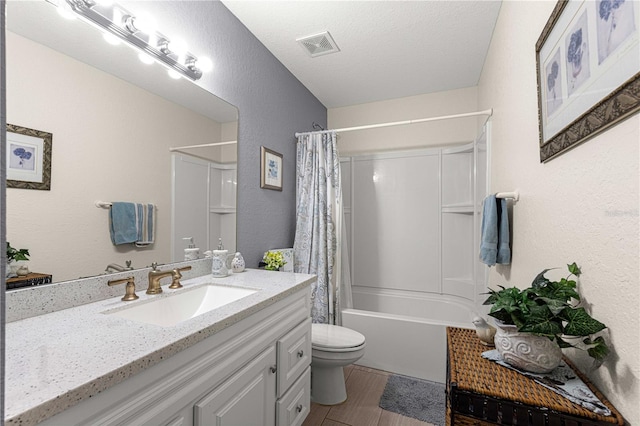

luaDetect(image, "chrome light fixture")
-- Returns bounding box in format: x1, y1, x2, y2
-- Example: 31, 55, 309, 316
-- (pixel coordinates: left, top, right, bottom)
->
55, 0, 205, 80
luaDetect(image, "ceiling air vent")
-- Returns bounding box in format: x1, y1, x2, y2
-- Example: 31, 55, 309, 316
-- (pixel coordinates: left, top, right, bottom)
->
296, 31, 340, 58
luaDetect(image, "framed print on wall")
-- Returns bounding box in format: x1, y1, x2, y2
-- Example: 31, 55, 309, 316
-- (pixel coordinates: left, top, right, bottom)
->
260, 146, 283, 191
536, 0, 640, 162
6, 124, 53, 190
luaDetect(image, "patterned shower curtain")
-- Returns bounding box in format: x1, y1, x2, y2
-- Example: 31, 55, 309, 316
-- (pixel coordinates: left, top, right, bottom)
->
293, 131, 349, 325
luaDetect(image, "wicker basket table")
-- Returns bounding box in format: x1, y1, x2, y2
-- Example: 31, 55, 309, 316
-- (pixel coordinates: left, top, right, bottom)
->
6, 272, 52, 290
446, 327, 624, 426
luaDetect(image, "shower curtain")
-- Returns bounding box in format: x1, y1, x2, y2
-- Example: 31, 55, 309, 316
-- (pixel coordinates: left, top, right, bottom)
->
294, 131, 351, 325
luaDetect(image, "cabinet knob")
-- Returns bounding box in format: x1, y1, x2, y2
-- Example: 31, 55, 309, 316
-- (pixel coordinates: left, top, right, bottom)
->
296, 404, 303, 413
270, 365, 277, 374
297, 350, 304, 358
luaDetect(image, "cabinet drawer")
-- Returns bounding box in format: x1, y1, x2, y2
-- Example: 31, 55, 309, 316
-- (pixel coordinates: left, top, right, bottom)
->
277, 366, 311, 426
277, 317, 312, 397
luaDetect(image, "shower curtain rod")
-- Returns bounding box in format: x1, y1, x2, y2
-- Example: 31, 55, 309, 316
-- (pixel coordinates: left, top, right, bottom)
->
294, 108, 493, 138
169, 140, 237, 152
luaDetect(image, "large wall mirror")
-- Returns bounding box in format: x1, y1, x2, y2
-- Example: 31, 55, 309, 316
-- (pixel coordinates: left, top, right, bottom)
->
5, 1, 239, 285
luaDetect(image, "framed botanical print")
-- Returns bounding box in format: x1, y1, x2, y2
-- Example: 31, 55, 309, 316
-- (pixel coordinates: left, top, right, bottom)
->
6, 124, 52, 190
260, 146, 283, 191
537, 0, 640, 162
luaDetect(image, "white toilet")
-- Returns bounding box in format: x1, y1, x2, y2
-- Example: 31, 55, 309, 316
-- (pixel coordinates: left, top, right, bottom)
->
311, 323, 366, 405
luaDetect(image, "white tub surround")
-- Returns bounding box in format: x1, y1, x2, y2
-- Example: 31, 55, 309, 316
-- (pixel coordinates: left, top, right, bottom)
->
342, 292, 472, 383
5, 269, 315, 426
339, 134, 488, 383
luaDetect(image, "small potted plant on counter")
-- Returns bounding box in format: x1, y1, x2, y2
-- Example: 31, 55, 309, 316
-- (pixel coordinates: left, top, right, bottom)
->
6, 242, 30, 278
482, 262, 609, 373
262, 250, 286, 271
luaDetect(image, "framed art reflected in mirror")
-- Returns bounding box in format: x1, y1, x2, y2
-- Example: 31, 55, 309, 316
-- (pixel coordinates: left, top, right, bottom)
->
6, 124, 52, 190
536, 0, 640, 162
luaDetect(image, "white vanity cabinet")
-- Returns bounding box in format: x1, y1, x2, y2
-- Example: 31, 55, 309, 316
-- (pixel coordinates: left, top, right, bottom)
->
194, 346, 277, 425
193, 317, 312, 426
39, 287, 311, 426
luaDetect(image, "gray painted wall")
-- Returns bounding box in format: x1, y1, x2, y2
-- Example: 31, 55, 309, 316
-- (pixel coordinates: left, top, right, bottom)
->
86, 0, 327, 266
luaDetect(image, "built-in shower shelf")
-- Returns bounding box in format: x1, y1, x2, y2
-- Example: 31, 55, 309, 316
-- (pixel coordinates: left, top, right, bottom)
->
210, 207, 236, 214
441, 203, 474, 213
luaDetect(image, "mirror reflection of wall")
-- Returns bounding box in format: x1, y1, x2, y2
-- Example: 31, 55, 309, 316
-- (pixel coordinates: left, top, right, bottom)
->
6, 2, 238, 284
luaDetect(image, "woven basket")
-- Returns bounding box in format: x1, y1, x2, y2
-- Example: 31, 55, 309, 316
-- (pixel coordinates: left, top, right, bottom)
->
446, 327, 624, 426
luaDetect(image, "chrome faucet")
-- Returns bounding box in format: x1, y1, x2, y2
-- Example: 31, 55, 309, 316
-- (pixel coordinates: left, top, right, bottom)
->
147, 263, 173, 294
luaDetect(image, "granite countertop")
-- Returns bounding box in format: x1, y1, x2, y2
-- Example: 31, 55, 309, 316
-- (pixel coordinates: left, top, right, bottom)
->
5, 269, 315, 425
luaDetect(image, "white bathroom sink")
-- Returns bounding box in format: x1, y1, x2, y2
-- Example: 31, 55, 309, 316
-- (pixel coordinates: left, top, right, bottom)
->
106, 284, 258, 327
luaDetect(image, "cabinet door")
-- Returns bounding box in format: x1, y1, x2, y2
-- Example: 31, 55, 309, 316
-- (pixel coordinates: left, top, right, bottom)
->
194, 346, 277, 426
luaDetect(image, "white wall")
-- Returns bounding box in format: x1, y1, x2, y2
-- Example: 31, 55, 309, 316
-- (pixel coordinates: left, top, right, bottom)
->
328, 87, 478, 154
6, 32, 226, 282
478, 1, 639, 423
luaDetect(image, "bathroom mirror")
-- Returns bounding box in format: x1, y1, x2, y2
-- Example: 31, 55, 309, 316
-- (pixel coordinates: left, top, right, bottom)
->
5, 1, 239, 284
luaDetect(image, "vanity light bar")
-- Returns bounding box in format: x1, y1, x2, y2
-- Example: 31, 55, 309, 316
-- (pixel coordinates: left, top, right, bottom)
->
60, 0, 203, 80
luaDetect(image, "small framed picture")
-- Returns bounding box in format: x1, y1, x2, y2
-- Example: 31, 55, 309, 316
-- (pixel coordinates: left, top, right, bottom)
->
260, 146, 283, 191
6, 124, 52, 190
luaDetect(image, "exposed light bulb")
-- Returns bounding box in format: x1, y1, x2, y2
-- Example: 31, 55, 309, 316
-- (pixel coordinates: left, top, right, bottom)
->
138, 52, 154, 65
103, 33, 121, 45
167, 69, 182, 80
197, 56, 213, 73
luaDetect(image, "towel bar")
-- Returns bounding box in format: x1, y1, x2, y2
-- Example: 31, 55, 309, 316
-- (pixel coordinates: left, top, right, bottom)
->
95, 201, 158, 210
496, 191, 519, 201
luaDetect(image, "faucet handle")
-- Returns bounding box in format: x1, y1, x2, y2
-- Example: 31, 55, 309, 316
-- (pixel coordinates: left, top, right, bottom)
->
168, 266, 192, 289
151, 262, 158, 271
108, 276, 139, 301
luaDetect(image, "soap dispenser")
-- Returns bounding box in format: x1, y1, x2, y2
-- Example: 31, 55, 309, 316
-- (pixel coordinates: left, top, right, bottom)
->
182, 237, 200, 260
211, 238, 229, 277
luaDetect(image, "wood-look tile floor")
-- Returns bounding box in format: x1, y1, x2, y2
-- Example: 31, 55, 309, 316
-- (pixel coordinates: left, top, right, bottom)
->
302, 365, 435, 426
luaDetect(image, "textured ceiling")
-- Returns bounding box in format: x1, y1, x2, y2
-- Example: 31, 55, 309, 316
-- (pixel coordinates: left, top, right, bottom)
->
221, 0, 502, 108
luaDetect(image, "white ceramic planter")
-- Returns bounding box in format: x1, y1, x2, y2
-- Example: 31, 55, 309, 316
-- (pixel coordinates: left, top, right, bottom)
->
494, 322, 562, 373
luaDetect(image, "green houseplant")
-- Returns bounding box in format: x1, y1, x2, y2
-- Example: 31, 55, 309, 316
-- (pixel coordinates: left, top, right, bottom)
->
263, 250, 286, 271
6, 242, 30, 278
7, 242, 30, 263
483, 263, 609, 371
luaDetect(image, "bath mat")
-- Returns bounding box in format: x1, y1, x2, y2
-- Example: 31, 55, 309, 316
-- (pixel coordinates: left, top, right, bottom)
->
379, 374, 446, 425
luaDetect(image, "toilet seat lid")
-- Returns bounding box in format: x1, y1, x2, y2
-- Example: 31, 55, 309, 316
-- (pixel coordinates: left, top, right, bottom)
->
312, 324, 365, 349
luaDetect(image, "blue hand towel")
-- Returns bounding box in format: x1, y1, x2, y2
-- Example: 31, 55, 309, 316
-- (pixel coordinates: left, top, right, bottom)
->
109, 202, 156, 246
496, 198, 511, 264
479, 195, 498, 266
109, 202, 138, 245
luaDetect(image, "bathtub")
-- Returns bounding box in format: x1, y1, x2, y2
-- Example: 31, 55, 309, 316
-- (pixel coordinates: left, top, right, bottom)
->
341, 288, 474, 383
